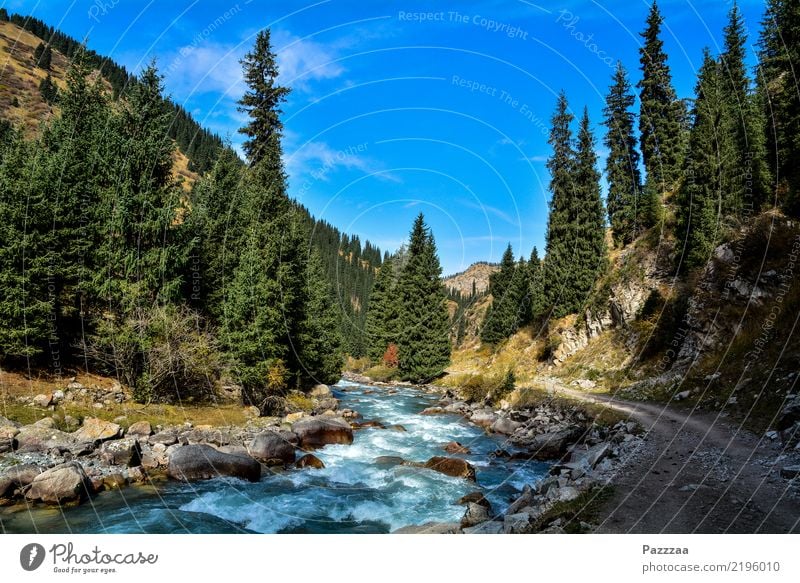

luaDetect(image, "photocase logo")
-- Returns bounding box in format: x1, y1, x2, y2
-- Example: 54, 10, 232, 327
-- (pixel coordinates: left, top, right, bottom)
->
20, 543, 46, 571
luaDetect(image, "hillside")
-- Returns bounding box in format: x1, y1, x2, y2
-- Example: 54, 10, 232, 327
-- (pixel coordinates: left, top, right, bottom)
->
443, 262, 499, 296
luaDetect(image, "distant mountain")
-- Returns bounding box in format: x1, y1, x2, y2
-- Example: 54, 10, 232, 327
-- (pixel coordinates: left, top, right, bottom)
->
444, 262, 499, 297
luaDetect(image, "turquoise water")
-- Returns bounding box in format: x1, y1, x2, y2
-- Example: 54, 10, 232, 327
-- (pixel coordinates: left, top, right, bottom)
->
0, 380, 548, 533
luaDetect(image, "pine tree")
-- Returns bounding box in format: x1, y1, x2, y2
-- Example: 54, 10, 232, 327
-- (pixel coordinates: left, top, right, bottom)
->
721, 2, 771, 216
542, 92, 577, 318
38, 74, 58, 104
603, 62, 643, 245
34, 42, 51, 70
481, 244, 516, 345
528, 246, 546, 321
758, 0, 799, 214
238, 29, 291, 167
677, 50, 728, 270
297, 250, 343, 385
396, 214, 451, 382
574, 108, 608, 296
638, 1, 683, 191
364, 258, 399, 361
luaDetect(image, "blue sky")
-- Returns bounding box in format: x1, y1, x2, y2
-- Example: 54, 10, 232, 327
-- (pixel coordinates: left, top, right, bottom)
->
6, 0, 767, 274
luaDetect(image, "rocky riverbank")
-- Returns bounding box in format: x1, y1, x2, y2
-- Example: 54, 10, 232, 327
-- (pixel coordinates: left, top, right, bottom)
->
342, 372, 645, 533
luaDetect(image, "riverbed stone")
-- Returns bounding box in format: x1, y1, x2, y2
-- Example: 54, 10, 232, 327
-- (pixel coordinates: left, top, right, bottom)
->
167, 444, 261, 482
490, 417, 522, 435
248, 431, 295, 466
0, 425, 19, 453
100, 438, 142, 467
295, 453, 325, 469
504, 512, 533, 534
394, 522, 462, 534
126, 421, 152, 437
420, 406, 446, 415
73, 417, 121, 443
505, 484, 533, 515
456, 491, 492, 510
460, 502, 490, 528
33, 393, 53, 408
15, 424, 76, 453
310, 384, 332, 399
292, 417, 353, 448
0, 464, 44, 499
149, 430, 178, 446
25, 462, 91, 505
528, 427, 582, 460
374, 456, 405, 466
470, 410, 497, 429
424, 456, 477, 481
443, 441, 471, 454
463, 520, 503, 534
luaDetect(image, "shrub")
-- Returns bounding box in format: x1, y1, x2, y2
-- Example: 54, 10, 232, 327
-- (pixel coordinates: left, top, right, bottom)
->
86, 304, 223, 404
457, 370, 515, 404
382, 343, 399, 368
364, 364, 400, 382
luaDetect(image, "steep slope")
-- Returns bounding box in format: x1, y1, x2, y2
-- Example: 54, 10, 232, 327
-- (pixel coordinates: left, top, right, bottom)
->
444, 262, 499, 296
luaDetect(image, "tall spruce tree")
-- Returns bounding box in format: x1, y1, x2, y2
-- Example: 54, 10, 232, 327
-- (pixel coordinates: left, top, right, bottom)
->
396, 214, 451, 382
364, 258, 399, 361
603, 62, 643, 245
638, 1, 683, 191
758, 0, 799, 214
720, 2, 771, 216
528, 246, 547, 321
677, 50, 727, 270
542, 92, 577, 318
574, 108, 608, 294
481, 244, 517, 345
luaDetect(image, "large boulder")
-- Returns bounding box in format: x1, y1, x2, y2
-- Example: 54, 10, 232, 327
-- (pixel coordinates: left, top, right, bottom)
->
0, 464, 44, 500
460, 502, 490, 528
149, 430, 178, 446
424, 456, 477, 481
25, 462, 91, 505
528, 427, 583, 460
167, 444, 261, 482
490, 417, 522, 435
248, 432, 296, 466
15, 424, 76, 453
73, 417, 121, 443
456, 491, 492, 510
99, 438, 142, 467
777, 395, 800, 431
310, 384, 333, 399
292, 417, 353, 448
505, 485, 533, 515
463, 520, 503, 534
470, 410, 497, 429
443, 441, 471, 454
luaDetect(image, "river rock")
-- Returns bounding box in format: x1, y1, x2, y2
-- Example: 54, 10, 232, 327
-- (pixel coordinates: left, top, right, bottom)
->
394, 522, 462, 534
374, 456, 405, 466
503, 512, 533, 534
0, 415, 20, 428
352, 420, 386, 429
100, 438, 142, 467
295, 453, 325, 469
461, 502, 490, 528
780, 465, 800, 479
0, 425, 19, 453
456, 491, 492, 510
15, 424, 76, 453
387, 424, 407, 432
528, 427, 582, 460
73, 417, 121, 443
249, 432, 295, 466
443, 441, 471, 454
470, 410, 497, 429
505, 484, 533, 515
150, 430, 178, 446
0, 464, 44, 499
25, 462, 91, 504
549, 485, 580, 503
126, 421, 152, 437
310, 384, 332, 399
777, 395, 800, 431
285, 412, 306, 423
167, 444, 261, 482
444, 401, 468, 413
424, 456, 477, 481
292, 417, 353, 448
490, 417, 522, 435
420, 407, 446, 415
102, 473, 127, 490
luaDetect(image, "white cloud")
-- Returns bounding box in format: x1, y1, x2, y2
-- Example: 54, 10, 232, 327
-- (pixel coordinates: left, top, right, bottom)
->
284, 139, 402, 184
272, 30, 345, 91
459, 199, 519, 227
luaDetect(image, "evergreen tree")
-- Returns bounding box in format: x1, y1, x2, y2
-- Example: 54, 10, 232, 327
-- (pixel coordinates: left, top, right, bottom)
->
481, 244, 516, 345
528, 246, 547, 321
396, 214, 451, 382
34, 42, 51, 70
677, 50, 728, 270
758, 0, 799, 213
638, 1, 683, 191
603, 62, 643, 245
542, 92, 577, 318
574, 108, 608, 295
721, 2, 771, 216
364, 258, 399, 361
38, 74, 58, 104
238, 29, 291, 167
297, 250, 343, 385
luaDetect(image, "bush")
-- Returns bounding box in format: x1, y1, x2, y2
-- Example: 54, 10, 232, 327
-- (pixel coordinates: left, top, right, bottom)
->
364, 364, 400, 382
86, 304, 223, 404
345, 355, 370, 373
457, 370, 515, 404
382, 343, 399, 368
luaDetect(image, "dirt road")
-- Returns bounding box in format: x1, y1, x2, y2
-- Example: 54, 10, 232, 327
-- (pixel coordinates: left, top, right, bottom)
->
554, 386, 800, 533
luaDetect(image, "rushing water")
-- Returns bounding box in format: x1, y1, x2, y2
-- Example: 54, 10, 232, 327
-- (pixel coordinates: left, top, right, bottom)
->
1, 380, 549, 534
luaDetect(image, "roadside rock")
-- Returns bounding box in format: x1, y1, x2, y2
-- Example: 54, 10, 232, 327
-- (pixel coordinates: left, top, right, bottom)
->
460, 502, 490, 528
528, 427, 583, 460
167, 444, 261, 482
249, 432, 296, 466
443, 441, 471, 454
73, 418, 121, 443
295, 453, 325, 469
99, 438, 142, 467
126, 421, 152, 437
424, 456, 477, 481
292, 417, 353, 448
25, 462, 91, 505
